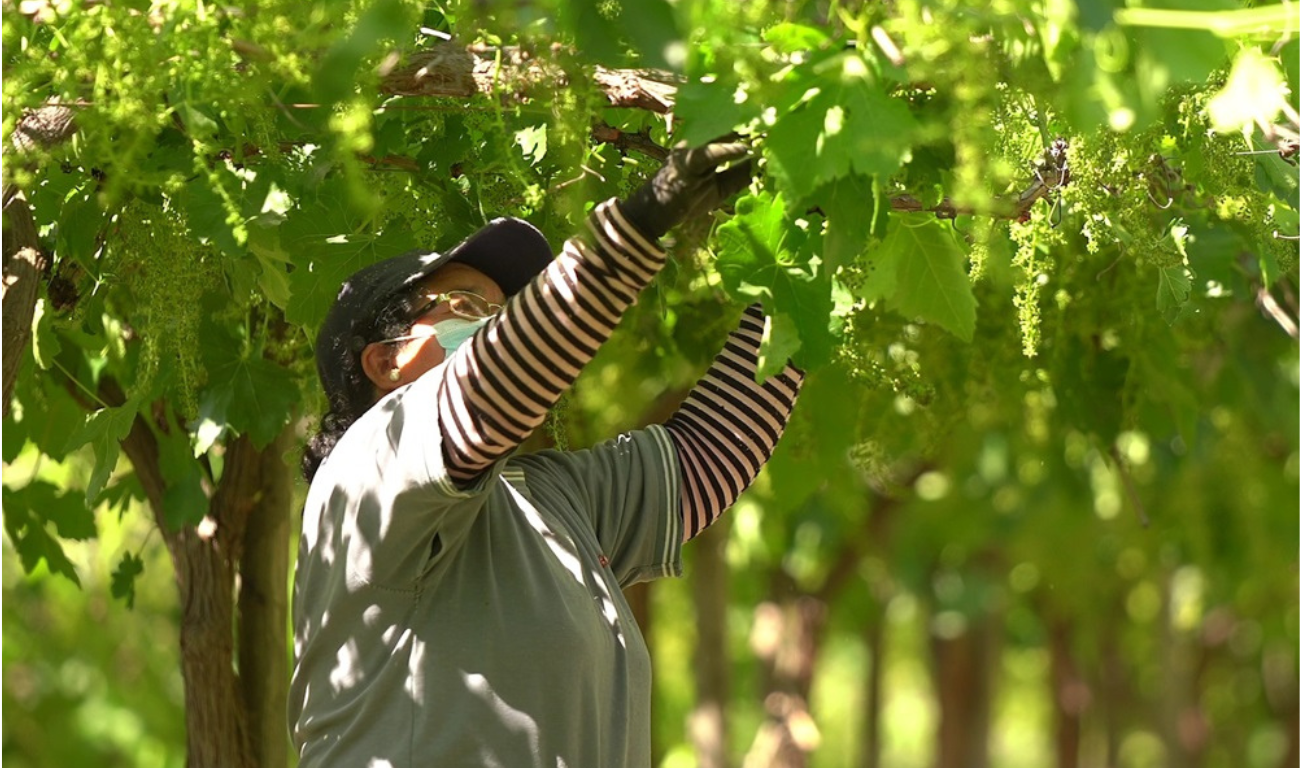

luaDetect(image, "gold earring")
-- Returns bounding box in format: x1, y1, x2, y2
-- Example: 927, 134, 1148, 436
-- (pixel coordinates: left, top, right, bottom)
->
387, 368, 401, 382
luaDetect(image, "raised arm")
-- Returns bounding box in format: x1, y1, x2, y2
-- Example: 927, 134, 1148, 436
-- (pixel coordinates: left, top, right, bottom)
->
664, 305, 804, 540
436, 143, 753, 484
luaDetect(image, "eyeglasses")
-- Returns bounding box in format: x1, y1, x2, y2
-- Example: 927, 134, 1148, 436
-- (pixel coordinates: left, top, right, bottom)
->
409, 290, 503, 322
373, 290, 503, 345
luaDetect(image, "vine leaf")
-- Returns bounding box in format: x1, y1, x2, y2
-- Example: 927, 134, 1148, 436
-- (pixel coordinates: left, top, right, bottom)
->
197, 332, 298, 451
759, 313, 803, 381
1208, 47, 1289, 136
282, 193, 419, 329
809, 173, 881, 273
715, 191, 836, 372
31, 299, 62, 371
56, 191, 105, 264
2, 483, 91, 585
867, 217, 977, 342
315, 0, 413, 105
675, 76, 762, 145
158, 428, 210, 531
111, 552, 145, 609
562, 0, 678, 68
181, 174, 244, 256
1157, 265, 1193, 324
765, 52, 917, 203
64, 397, 142, 505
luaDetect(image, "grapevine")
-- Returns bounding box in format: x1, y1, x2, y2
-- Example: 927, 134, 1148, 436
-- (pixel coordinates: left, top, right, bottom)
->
113, 202, 219, 418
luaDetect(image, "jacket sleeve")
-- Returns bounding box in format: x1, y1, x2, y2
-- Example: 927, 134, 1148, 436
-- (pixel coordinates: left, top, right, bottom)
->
435, 200, 666, 483
663, 305, 804, 540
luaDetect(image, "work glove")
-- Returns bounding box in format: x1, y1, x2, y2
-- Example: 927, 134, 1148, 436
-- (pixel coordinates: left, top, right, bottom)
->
620, 140, 753, 241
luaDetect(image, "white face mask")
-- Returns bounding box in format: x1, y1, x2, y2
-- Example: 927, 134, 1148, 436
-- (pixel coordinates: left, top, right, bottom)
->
431, 316, 490, 353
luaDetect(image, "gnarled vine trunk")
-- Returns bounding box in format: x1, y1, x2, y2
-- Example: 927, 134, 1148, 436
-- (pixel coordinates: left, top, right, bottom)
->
238, 428, 294, 768
118, 405, 294, 768
930, 608, 999, 768
2, 189, 44, 418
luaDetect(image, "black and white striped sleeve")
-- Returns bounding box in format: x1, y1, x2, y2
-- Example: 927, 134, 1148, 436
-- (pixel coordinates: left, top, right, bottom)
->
436, 199, 665, 484
663, 305, 804, 541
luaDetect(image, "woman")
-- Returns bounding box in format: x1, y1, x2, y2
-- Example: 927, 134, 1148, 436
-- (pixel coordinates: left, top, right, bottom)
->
290, 141, 804, 767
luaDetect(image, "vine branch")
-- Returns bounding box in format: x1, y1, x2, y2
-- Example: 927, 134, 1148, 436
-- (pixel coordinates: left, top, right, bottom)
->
379, 41, 679, 113
1109, 445, 1151, 529
889, 140, 1070, 221
1255, 284, 1299, 339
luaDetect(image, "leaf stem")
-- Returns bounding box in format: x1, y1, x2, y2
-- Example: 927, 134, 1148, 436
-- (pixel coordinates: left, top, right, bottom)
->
53, 359, 110, 410
1109, 446, 1150, 529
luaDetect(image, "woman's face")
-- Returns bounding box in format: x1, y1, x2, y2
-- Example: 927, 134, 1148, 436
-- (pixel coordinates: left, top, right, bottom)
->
362, 262, 505, 394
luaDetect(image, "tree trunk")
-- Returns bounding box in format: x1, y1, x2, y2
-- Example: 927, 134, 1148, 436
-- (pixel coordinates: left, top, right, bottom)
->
930, 609, 998, 768
744, 573, 827, 768
116, 404, 295, 768
3, 104, 78, 415
117, 412, 254, 767
1046, 619, 1088, 768
238, 426, 295, 768
1098, 624, 1126, 768
172, 526, 256, 768
379, 42, 678, 114
2, 189, 45, 417
690, 517, 732, 768
859, 600, 886, 768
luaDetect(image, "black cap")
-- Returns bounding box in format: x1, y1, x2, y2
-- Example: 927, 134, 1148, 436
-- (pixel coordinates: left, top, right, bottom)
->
315, 217, 553, 415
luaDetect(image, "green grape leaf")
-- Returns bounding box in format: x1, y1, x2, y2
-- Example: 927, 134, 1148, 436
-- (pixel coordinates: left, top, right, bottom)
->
715, 191, 836, 368
1136, 5, 1229, 86
176, 102, 219, 139
758, 312, 803, 382
256, 252, 293, 309
808, 173, 877, 272
515, 125, 549, 165
64, 398, 142, 504
56, 192, 104, 263
181, 175, 243, 255
562, 0, 678, 68
157, 429, 210, 530
716, 191, 791, 305
674, 76, 762, 146
111, 552, 145, 609
1157, 264, 1193, 323
315, 0, 413, 105
31, 297, 61, 370
2, 412, 26, 462
1055, 335, 1130, 445
765, 364, 860, 507
283, 193, 419, 329
765, 53, 917, 203
1208, 48, 1289, 136
197, 336, 299, 451
1253, 148, 1300, 209
870, 217, 977, 341
100, 473, 145, 517
39, 483, 97, 540
29, 168, 81, 217
2, 485, 81, 586
763, 22, 831, 54
9, 374, 84, 462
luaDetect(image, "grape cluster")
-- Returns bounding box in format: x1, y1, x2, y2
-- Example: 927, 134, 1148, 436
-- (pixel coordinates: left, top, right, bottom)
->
1008, 203, 1066, 358
114, 202, 219, 417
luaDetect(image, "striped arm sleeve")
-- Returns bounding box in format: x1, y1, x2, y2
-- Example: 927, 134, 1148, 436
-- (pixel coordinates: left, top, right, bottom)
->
663, 305, 804, 541
437, 199, 666, 483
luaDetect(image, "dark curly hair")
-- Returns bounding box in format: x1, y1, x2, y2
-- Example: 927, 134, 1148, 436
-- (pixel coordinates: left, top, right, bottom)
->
300, 290, 427, 482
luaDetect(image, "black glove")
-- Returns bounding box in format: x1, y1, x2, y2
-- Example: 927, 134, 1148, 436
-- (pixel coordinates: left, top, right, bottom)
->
620, 141, 753, 240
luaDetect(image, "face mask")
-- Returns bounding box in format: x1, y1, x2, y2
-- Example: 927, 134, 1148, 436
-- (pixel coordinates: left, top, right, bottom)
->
431, 316, 490, 354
